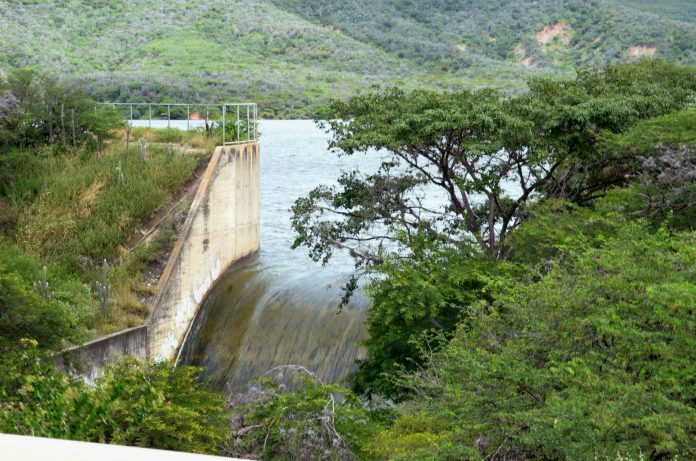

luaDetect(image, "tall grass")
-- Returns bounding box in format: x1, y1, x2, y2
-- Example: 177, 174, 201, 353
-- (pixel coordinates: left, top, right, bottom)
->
10, 145, 198, 269
1, 130, 208, 337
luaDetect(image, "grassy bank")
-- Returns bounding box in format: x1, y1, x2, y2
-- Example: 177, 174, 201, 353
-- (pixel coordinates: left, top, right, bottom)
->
0, 128, 216, 341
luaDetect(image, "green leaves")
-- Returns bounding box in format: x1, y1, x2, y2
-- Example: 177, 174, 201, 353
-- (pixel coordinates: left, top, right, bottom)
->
353, 247, 523, 398
293, 61, 696, 275
228, 370, 378, 460
0, 355, 230, 455
390, 221, 696, 459
0, 68, 122, 152
0, 263, 74, 353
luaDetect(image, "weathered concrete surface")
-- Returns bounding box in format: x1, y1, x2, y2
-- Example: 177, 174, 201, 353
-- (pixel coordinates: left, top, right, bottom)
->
0, 434, 247, 461
148, 142, 260, 362
53, 141, 260, 376
53, 325, 148, 382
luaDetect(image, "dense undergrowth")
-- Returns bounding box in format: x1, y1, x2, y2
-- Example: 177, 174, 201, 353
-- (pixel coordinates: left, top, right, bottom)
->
0, 70, 213, 339
2, 61, 696, 460
2, 145, 201, 336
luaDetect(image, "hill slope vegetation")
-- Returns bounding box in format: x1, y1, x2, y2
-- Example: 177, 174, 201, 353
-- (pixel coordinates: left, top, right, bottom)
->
0, 0, 694, 116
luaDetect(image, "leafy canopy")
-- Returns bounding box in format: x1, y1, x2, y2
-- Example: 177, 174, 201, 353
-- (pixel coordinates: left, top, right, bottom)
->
0, 353, 229, 455
385, 218, 696, 460
0, 68, 121, 152
292, 61, 696, 276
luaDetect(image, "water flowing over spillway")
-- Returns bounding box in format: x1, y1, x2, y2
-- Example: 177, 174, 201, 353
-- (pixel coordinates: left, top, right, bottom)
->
179, 120, 380, 391
179, 263, 368, 391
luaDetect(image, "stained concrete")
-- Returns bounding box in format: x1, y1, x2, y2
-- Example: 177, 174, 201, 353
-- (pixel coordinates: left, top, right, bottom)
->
54, 325, 148, 382
54, 142, 260, 375
148, 142, 260, 362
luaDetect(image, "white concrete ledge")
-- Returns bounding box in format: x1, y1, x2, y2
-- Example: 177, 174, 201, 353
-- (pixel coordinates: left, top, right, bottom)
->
0, 434, 247, 461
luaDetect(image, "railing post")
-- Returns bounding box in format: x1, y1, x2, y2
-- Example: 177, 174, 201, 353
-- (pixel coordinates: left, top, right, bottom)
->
236, 105, 240, 142
187, 105, 190, 131
222, 105, 226, 145
130, 104, 133, 126
148, 104, 152, 128
246, 105, 250, 141
60, 103, 65, 144
167, 105, 171, 129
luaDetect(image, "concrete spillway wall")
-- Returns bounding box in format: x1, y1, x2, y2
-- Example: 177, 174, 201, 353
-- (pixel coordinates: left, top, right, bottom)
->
55, 142, 260, 376
54, 325, 148, 383
148, 142, 260, 362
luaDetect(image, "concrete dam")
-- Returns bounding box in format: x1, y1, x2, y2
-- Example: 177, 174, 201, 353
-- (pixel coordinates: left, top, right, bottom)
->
55, 141, 261, 379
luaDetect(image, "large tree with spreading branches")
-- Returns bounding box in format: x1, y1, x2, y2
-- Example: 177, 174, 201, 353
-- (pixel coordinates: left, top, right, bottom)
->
292, 61, 696, 273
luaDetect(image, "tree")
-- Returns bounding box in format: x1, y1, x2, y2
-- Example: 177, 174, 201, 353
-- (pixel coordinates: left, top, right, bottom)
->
381, 219, 696, 460
0, 69, 121, 152
292, 61, 696, 277
600, 107, 696, 230
291, 61, 696, 399
353, 244, 522, 397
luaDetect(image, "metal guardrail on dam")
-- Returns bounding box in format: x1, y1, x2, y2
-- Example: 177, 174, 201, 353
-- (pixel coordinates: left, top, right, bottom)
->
98, 102, 258, 145
0, 433, 247, 461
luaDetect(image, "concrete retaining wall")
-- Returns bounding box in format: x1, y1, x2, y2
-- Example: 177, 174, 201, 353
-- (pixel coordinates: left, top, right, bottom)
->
1, 434, 247, 461
54, 325, 148, 382
148, 142, 260, 362
55, 142, 260, 375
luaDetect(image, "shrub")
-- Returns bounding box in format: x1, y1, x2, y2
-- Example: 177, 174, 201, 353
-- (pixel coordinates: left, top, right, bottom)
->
228, 366, 378, 460
0, 353, 230, 455
354, 245, 522, 398
0, 264, 73, 352
0, 69, 121, 152
389, 221, 696, 459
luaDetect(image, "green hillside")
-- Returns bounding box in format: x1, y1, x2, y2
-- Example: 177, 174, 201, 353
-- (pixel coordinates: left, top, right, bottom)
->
615, 0, 696, 20
0, 0, 694, 117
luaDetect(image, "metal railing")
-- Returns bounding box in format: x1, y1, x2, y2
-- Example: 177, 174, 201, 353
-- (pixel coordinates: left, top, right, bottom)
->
98, 102, 258, 145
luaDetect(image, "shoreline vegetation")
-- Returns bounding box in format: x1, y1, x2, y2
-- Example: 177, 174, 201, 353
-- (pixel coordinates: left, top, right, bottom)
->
1, 58, 696, 460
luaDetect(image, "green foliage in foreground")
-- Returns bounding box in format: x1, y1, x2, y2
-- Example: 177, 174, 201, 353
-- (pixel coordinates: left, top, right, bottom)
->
294, 60, 696, 268
293, 62, 696, 402
0, 352, 229, 455
377, 218, 696, 460
354, 249, 523, 398
228, 369, 379, 460
602, 107, 696, 153
0, 265, 73, 352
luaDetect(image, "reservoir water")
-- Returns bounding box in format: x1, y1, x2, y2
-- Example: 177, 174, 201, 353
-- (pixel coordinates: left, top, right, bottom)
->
178, 120, 382, 391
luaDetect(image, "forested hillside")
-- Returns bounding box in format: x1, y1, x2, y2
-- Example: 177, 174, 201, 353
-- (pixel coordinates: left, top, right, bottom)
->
0, 0, 694, 116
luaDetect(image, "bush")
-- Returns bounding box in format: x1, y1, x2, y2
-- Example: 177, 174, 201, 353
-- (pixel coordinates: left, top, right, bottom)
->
0, 69, 121, 152
0, 353, 230, 455
354, 244, 523, 398
388, 221, 696, 459
0, 264, 74, 352
228, 366, 378, 460
0, 244, 96, 346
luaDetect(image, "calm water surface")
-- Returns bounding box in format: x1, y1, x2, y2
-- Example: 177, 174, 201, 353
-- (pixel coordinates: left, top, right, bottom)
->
179, 120, 382, 391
